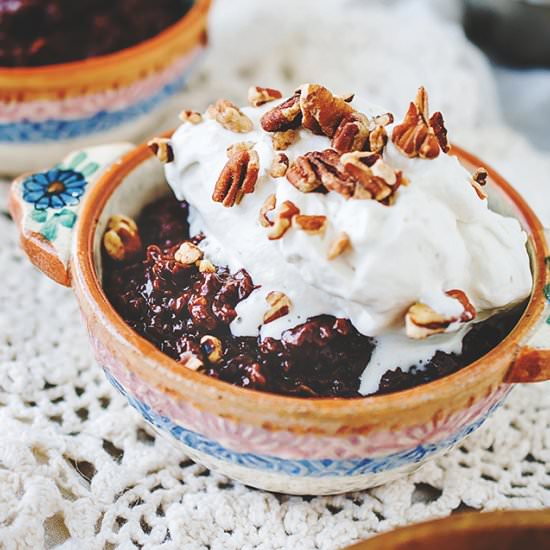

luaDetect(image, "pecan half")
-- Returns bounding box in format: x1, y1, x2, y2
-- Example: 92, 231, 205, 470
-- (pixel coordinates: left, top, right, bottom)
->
391, 87, 449, 159
272, 129, 299, 150
267, 200, 300, 240
259, 193, 276, 227
286, 152, 327, 193
178, 110, 203, 124
405, 289, 476, 339
206, 99, 253, 133
293, 214, 327, 235
147, 137, 174, 163
471, 167, 488, 200
200, 335, 223, 363
174, 242, 203, 265
299, 83, 354, 137
248, 86, 283, 107
103, 215, 142, 262
213, 149, 260, 207
261, 91, 302, 132
269, 153, 289, 178
327, 232, 351, 260
263, 291, 291, 324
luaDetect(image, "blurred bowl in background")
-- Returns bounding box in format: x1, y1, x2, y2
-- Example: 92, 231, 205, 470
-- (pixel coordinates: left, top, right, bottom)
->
463, 0, 550, 68
0, 0, 210, 176
345, 510, 550, 550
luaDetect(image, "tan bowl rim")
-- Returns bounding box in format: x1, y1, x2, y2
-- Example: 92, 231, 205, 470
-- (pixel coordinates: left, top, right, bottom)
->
344, 509, 550, 549
73, 139, 548, 417
0, 0, 210, 84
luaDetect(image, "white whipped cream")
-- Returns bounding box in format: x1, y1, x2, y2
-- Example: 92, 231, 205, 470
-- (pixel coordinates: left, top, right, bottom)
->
164, 94, 532, 394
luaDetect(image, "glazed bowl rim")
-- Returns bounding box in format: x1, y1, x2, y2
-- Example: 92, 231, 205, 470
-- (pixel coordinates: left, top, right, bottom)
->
73, 139, 548, 419
0, 0, 210, 85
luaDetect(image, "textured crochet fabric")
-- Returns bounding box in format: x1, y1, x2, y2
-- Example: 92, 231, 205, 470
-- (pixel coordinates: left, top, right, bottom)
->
1, 1, 550, 548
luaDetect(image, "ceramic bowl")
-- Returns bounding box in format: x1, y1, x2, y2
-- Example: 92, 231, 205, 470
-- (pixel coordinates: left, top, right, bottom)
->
0, 0, 210, 176
9, 140, 550, 495
345, 510, 550, 549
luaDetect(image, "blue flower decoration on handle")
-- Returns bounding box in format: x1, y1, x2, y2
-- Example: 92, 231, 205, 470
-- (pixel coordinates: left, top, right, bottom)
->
22, 168, 87, 210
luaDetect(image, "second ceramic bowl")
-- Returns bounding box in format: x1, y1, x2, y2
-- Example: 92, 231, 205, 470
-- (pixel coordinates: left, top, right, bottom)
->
0, 0, 210, 175
9, 140, 550, 495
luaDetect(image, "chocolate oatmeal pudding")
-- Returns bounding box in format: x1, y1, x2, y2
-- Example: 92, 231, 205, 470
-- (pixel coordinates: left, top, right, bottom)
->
102, 83, 532, 398
0, 0, 194, 67
103, 195, 527, 398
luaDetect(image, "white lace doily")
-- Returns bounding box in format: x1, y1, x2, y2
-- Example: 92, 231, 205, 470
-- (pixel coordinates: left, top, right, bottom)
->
1, 1, 550, 548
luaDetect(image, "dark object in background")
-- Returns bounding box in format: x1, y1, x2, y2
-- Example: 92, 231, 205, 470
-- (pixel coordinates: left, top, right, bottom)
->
0, 0, 194, 67
463, 0, 550, 67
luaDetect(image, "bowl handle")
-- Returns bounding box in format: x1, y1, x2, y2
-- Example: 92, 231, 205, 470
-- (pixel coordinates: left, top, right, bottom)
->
506, 229, 550, 383
9, 143, 134, 287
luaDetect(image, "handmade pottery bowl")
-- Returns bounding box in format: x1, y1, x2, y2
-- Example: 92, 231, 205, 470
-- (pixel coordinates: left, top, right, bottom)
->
9, 140, 550, 495
0, 0, 210, 176
345, 509, 550, 549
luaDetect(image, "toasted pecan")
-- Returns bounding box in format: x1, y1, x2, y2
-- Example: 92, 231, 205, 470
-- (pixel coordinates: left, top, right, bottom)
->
248, 86, 283, 107
392, 87, 448, 159
405, 289, 476, 339
206, 99, 253, 133
213, 149, 259, 207
261, 91, 302, 132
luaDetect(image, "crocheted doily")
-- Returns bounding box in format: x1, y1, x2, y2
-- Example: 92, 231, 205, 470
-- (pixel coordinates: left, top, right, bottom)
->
1, 1, 549, 548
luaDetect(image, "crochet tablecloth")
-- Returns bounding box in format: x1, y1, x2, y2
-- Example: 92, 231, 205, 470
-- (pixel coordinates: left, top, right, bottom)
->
1, 1, 549, 548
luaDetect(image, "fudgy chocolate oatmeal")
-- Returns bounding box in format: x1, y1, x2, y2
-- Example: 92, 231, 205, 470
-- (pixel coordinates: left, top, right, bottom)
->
0, 0, 193, 67
103, 195, 527, 398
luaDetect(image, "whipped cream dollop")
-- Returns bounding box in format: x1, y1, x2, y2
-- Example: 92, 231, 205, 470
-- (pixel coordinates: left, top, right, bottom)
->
164, 91, 532, 394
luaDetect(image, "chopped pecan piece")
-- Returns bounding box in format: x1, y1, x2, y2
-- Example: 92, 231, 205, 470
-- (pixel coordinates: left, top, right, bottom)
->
248, 86, 283, 107
178, 110, 203, 124
267, 200, 300, 239
198, 259, 216, 273
263, 291, 291, 324
259, 193, 276, 227
429, 110, 450, 153
200, 335, 223, 364
299, 83, 354, 137
174, 242, 203, 265
103, 214, 142, 262
270, 153, 289, 178
471, 167, 488, 200
340, 92, 355, 103
293, 214, 327, 235
368, 125, 388, 154
331, 112, 371, 153
206, 99, 253, 133
272, 129, 299, 150
405, 289, 476, 339
332, 112, 393, 154
327, 232, 351, 260
147, 137, 174, 163
391, 87, 449, 159
213, 149, 260, 207
261, 91, 302, 132
226, 141, 255, 157
341, 151, 403, 202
